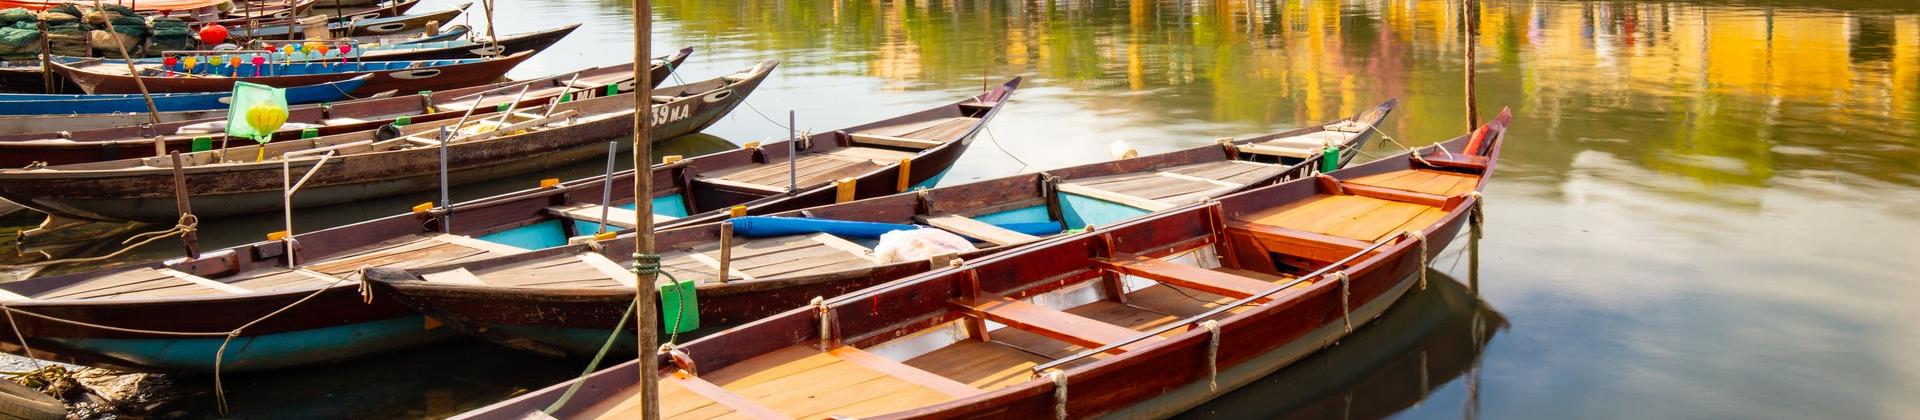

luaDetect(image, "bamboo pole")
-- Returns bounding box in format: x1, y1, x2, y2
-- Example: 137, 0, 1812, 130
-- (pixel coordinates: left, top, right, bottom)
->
631, 0, 660, 418
481, 0, 498, 45
1463, 0, 1479, 130
93, 1, 164, 131
37, 20, 52, 93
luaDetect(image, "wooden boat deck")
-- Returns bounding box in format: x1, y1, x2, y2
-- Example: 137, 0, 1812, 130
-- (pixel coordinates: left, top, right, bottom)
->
0, 234, 522, 302
1242, 193, 1446, 243
700, 153, 891, 193
1235, 122, 1367, 158
664, 233, 879, 283
1056, 160, 1283, 211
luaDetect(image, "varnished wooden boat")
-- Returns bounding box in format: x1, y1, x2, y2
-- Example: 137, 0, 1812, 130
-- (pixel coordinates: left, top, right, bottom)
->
51, 49, 528, 95
0, 48, 692, 165
456, 109, 1513, 419
359, 99, 1395, 357
210, 0, 420, 25
0, 60, 774, 223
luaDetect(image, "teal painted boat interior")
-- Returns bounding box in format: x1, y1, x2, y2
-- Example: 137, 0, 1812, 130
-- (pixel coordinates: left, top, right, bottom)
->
42, 316, 454, 372
476, 219, 565, 250
1056, 192, 1152, 229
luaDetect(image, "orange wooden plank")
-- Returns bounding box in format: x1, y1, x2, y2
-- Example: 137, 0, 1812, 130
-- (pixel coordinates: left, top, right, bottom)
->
905, 340, 1048, 391
1097, 257, 1282, 301
1228, 222, 1371, 263
668, 373, 788, 419
1324, 201, 1434, 242
829, 347, 982, 398
957, 297, 1156, 353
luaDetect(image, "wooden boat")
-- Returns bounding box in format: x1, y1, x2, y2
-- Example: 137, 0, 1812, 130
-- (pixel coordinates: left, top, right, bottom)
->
0, 70, 1014, 374
455, 109, 1513, 420
301, 23, 578, 62
384, 23, 470, 45
216, 0, 320, 21
0, 75, 369, 116
359, 99, 1394, 357
51, 50, 529, 96
212, 0, 421, 24
0, 60, 775, 223
1193, 270, 1505, 418
0, 47, 685, 139
228, 4, 467, 41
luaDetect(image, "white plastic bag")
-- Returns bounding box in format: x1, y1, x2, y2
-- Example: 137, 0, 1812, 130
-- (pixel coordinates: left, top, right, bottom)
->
873, 228, 977, 264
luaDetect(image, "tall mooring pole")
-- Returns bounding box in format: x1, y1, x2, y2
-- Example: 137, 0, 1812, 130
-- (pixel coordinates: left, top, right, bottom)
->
1463, 0, 1480, 130
631, 0, 661, 418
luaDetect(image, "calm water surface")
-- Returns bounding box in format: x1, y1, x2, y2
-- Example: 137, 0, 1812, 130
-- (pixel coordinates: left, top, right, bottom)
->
9, 0, 1920, 418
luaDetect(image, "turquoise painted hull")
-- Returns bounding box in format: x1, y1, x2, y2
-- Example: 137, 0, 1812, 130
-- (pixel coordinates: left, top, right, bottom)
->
42, 316, 454, 372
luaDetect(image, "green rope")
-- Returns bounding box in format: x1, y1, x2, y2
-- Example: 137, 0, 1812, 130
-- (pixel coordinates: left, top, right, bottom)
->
538, 253, 693, 415
543, 299, 635, 416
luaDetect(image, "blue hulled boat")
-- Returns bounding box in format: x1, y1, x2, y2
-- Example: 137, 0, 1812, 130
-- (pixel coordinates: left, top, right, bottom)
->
0, 75, 369, 116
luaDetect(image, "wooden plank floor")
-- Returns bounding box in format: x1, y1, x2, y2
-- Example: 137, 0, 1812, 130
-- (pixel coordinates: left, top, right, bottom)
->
1242, 194, 1445, 242
26, 234, 524, 301
1060, 160, 1283, 210
701, 346, 959, 419
860, 116, 979, 140
905, 340, 1052, 391
472, 255, 627, 288
1347, 169, 1480, 197
701, 154, 886, 190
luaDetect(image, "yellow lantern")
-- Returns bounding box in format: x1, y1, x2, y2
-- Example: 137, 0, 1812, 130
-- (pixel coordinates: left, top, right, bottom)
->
246, 104, 289, 141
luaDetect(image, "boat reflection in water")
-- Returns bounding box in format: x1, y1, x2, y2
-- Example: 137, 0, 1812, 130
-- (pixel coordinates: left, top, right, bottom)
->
1177, 268, 1506, 419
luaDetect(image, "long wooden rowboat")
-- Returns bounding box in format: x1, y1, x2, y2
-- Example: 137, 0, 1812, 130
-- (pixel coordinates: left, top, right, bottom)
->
227, 3, 468, 40
0, 75, 370, 116
51, 49, 530, 95
0, 71, 1019, 373
0, 48, 692, 164
207, 0, 421, 25
0, 60, 774, 223
42, 24, 578, 74
359, 99, 1395, 357
457, 108, 1513, 420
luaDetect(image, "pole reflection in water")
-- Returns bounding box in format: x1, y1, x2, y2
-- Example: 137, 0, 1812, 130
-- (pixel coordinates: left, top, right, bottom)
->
1173, 268, 1506, 420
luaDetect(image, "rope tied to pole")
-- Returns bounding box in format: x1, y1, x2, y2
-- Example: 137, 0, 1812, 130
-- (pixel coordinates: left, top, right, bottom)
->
0, 214, 199, 270
630, 252, 686, 346
1467, 191, 1485, 226
543, 297, 638, 416
1047, 369, 1068, 420
1410, 231, 1428, 290
1201, 320, 1220, 391
1331, 270, 1352, 333
811, 296, 830, 351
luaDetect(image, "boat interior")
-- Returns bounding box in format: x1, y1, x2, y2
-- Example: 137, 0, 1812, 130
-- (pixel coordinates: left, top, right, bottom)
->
444, 116, 1379, 295
567, 133, 1499, 419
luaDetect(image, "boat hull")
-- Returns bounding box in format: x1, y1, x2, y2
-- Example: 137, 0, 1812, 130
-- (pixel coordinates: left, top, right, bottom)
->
0, 77, 757, 222
0, 284, 453, 373
55, 51, 531, 95
0, 49, 688, 165
0, 77, 367, 116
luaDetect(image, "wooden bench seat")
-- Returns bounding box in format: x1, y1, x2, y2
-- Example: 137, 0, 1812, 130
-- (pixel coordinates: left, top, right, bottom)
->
955, 296, 1158, 354
1094, 257, 1283, 301
850, 133, 943, 150
545, 203, 679, 229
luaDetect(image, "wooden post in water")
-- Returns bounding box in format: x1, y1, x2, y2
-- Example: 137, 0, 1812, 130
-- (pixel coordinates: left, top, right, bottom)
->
37, 20, 52, 94
1463, 0, 1480, 130
631, 0, 661, 418
169, 152, 199, 259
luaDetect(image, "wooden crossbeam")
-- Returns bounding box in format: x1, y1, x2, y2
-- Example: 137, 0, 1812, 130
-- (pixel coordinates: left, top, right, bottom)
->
954, 296, 1158, 353
577, 252, 639, 288
1094, 257, 1281, 302
156, 269, 254, 294
1340, 183, 1450, 208
1226, 222, 1371, 263
432, 234, 527, 255
849, 133, 943, 150
666, 372, 789, 419
828, 346, 981, 398
545, 203, 679, 230
918, 215, 1039, 246
1054, 182, 1174, 211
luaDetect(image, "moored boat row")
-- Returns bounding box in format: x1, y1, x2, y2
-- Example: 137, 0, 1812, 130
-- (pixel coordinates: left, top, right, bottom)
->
0, 10, 1519, 414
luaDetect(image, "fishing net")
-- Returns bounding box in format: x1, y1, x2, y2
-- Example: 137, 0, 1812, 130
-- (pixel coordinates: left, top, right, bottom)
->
147, 16, 191, 51
46, 4, 81, 19
225, 82, 289, 143
0, 8, 35, 27
45, 23, 87, 56
0, 27, 37, 56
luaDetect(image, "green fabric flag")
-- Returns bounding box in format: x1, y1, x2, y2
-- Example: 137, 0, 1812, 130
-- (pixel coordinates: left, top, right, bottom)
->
224, 82, 289, 144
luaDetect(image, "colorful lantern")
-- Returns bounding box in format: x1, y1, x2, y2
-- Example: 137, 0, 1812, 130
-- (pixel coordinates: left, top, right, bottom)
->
338, 44, 353, 64
182, 56, 198, 75
246, 104, 288, 142
163, 56, 177, 76
250, 55, 265, 76
198, 23, 228, 46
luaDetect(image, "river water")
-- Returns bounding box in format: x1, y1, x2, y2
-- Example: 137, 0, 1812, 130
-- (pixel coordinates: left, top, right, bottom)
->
5, 0, 1918, 418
